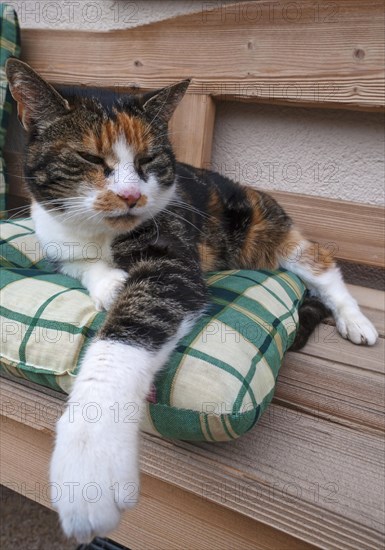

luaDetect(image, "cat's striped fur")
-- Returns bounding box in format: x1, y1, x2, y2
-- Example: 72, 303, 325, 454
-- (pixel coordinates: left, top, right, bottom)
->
6, 59, 378, 542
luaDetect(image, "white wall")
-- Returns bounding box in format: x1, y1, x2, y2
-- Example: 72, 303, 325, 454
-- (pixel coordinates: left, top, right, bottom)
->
11, 0, 384, 205
214, 102, 384, 205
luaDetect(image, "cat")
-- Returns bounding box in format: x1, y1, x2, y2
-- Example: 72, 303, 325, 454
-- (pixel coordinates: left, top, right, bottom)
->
6, 58, 378, 542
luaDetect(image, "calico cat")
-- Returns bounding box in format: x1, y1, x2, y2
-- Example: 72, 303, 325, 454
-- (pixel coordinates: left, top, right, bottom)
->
6, 59, 378, 542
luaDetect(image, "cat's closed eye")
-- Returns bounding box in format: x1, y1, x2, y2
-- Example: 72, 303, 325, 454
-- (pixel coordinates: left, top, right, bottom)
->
77, 152, 113, 177
136, 155, 156, 169
77, 151, 105, 166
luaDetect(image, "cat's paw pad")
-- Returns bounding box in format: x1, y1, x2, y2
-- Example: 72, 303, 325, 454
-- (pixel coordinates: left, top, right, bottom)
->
50, 411, 139, 542
90, 268, 128, 311
337, 309, 378, 345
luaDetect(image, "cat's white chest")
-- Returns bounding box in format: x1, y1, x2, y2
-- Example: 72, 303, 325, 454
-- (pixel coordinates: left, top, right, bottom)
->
31, 202, 115, 265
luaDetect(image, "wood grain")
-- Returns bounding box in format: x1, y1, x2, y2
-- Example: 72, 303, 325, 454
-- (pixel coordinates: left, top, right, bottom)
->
270, 191, 385, 268
169, 94, 216, 167
278, 351, 384, 432
0, 418, 316, 550
144, 416, 384, 550
277, 284, 385, 433
1, 379, 384, 550
19, 0, 385, 111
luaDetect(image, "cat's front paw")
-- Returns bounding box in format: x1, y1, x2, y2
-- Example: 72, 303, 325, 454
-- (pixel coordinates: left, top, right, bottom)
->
50, 407, 139, 542
89, 268, 128, 311
337, 308, 378, 345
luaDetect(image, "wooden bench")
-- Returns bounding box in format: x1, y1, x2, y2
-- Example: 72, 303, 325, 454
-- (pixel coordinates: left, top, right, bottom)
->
1, 3, 384, 549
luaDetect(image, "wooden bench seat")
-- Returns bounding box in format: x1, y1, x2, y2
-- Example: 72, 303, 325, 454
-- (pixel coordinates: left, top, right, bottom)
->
1, 285, 384, 550
1, 4, 384, 549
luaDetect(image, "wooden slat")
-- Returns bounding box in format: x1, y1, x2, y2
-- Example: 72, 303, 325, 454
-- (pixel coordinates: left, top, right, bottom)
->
278, 351, 384, 432
277, 284, 384, 432
20, 0, 384, 111
169, 94, 216, 167
270, 190, 385, 267
173, 413, 384, 550
0, 418, 316, 550
298, 324, 384, 373
347, 284, 385, 311
1, 380, 383, 550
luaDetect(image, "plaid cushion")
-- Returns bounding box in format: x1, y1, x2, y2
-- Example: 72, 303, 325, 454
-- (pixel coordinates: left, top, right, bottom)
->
0, 5, 21, 217
0, 218, 306, 441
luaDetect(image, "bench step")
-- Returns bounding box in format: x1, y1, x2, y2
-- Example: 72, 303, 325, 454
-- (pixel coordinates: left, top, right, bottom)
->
0, 284, 383, 549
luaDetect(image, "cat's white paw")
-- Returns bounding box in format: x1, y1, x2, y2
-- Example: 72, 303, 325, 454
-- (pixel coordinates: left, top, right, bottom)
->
50, 406, 139, 543
336, 308, 378, 345
89, 268, 128, 311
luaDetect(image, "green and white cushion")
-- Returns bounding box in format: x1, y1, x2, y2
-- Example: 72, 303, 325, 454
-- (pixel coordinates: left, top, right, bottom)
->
0, 4, 21, 217
0, 218, 306, 441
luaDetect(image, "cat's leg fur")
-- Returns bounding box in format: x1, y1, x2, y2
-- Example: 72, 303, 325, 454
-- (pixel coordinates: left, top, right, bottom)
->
60, 259, 128, 311
278, 228, 378, 345
51, 340, 145, 541
51, 335, 188, 542
50, 252, 207, 542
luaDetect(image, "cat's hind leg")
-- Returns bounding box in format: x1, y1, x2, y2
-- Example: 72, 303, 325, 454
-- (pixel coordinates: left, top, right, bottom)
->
278, 228, 378, 346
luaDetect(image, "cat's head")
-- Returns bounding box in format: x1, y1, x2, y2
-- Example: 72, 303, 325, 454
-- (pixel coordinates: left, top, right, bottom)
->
6, 58, 190, 232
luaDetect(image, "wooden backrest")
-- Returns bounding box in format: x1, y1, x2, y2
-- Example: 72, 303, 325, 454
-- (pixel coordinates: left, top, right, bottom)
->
4, 1, 384, 269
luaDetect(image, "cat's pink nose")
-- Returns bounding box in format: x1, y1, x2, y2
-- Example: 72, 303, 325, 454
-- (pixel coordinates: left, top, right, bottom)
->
117, 189, 141, 207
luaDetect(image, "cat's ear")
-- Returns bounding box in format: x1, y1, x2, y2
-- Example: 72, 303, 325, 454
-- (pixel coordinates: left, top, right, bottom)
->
142, 79, 190, 123
5, 58, 70, 131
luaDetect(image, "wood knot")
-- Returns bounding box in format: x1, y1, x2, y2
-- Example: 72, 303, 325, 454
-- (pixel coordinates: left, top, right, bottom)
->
353, 48, 365, 60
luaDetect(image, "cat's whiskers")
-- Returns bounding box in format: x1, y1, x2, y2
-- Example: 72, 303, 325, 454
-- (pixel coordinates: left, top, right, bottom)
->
7, 200, 85, 218
48, 203, 92, 217
161, 208, 204, 235
6, 208, 33, 220
52, 202, 96, 221
85, 210, 105, 223
148, 213, 160, 245
168, 201, 212, 220
5, 173, 37, 181
6, 197, 88, 217
151, 129, 185, 141
60, 208, 95, 223
157, 196, 213, 221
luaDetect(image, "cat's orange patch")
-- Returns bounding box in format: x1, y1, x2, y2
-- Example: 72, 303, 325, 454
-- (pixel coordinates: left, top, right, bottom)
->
94, 189, 147, 212
279, 228, 335, 274
136, 194, 148, 208
240, 187, 275, 268
91, 169, 109, 189
93, 190, 127, 212
206, 188, 223, 236
207, 188, 223, 217
117, 112, 152, 153
198, 243, 218, 272
93, 190, 143, 231
84, 113, 152, 158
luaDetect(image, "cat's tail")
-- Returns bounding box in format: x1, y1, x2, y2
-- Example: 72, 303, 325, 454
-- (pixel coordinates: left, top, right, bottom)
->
289, 295, 332, 351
